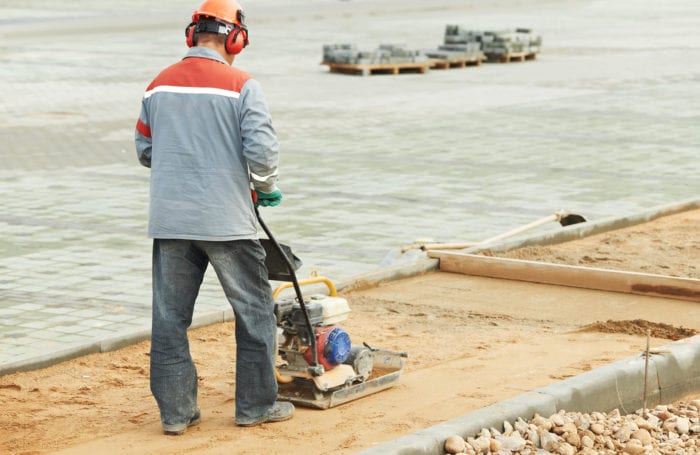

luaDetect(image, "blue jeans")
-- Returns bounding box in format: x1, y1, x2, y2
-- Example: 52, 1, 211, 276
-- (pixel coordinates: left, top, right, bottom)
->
149, 239, 278, 427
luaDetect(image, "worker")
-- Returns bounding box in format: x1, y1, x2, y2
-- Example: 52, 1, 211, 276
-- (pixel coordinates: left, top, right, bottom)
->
134, 0, 294, 435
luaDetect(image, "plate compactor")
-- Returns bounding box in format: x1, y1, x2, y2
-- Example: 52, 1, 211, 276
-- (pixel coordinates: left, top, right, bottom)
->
256, 206, 406, 410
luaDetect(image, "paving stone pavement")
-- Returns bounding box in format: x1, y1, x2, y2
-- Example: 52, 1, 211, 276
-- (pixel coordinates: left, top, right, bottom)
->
1, 0, 699, 372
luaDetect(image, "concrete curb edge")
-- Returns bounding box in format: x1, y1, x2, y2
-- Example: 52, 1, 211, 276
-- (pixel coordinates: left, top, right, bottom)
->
466, 197, 700, 255
0, 308, 235, 376
359, 335, 700, 455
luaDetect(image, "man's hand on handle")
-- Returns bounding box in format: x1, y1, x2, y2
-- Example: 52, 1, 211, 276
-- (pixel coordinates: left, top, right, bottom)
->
253, 188, 283, 207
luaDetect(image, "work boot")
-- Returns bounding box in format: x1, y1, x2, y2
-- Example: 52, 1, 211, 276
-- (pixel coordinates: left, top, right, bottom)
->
235, 401, 294, 427
162, 409, 201, 436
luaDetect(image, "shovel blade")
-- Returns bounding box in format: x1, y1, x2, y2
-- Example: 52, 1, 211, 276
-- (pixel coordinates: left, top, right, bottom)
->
559, 214, 587, 226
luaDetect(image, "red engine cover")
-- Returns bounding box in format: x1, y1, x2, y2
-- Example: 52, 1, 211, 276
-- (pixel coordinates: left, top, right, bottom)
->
303, 325, 351, 370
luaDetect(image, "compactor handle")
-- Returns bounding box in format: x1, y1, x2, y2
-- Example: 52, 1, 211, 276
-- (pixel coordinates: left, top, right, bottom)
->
273, 276, 338, 300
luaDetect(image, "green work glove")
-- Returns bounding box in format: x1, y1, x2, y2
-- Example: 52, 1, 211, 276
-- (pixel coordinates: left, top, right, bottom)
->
255, 188, 283, 207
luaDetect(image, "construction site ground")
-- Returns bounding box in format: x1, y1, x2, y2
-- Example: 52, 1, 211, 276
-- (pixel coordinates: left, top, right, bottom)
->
2, 0, 700, 454
2, 209, 698, 454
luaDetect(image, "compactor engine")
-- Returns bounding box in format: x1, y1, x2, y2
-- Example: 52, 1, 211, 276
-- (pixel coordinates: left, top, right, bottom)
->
275, 294, 373, 380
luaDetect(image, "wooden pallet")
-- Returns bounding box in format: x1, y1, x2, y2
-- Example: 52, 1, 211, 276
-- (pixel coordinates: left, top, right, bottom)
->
486, 52, 538, 63
321, 61, 431, 76
429, 55, 485, 70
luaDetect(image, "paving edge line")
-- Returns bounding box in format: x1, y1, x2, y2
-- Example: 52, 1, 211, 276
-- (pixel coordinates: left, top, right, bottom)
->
0, 308, 235, 376
0, 258, 439, 376
359, 335, 700, 455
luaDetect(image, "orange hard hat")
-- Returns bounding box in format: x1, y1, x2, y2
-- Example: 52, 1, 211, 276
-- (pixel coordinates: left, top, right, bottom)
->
192, 0, 244, 26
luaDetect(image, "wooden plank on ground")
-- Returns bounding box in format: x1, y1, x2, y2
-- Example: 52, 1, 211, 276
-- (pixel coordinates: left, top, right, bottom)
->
428, 251, 700, 302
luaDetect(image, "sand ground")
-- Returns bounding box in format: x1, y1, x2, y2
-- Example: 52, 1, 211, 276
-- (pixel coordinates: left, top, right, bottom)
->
1, 209, 697, 454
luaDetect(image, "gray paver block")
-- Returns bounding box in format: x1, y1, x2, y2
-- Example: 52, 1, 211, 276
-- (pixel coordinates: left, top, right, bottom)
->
100, 329, 151, 353
653, 337, 700, 404
0, 342, 102, 375
538, 356, 657, 415
52, 325, 89, 334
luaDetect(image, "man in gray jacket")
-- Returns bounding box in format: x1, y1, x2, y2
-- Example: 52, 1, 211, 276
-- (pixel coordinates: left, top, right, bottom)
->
135, 0, 293, 435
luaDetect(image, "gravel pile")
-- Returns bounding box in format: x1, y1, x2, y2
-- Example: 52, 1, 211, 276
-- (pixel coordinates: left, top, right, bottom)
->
444, 399, 699, 454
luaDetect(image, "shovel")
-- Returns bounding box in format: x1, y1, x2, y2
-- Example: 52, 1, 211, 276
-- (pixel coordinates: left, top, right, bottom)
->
410, 209, 586, 252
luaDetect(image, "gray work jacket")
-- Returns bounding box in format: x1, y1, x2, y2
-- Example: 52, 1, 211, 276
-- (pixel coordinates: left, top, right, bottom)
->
135, 47, 279, 240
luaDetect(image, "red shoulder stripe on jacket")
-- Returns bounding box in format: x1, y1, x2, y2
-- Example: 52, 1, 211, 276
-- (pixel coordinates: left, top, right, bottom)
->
147, 57, 251, 94
136, 119, 151, 138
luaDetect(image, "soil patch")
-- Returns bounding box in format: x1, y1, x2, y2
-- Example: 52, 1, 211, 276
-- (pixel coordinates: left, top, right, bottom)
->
577, 319, 698, 340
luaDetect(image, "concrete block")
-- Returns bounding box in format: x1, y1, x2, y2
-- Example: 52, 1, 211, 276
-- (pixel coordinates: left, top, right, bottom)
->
100, 328, 150, 352
614, 356, 661, 413
653, 336, 700, 404
361, 432, 443, 455
534, 357, 651, 415
0, 342, 101, 375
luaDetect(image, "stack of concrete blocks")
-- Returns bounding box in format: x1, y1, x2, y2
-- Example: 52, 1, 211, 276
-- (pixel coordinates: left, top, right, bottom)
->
423, 42, 484, 61
443, 25, 542, 58
517, 28, 543, 54
369, 44, 428, 64
322, 44, 359, 64
444, 25, 485, 46
323, 43, 427, 65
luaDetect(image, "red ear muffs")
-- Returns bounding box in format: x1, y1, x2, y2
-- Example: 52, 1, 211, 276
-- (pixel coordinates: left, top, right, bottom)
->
185, 19, 248, 54
225, 27, 248, 55
185, 22, 196, 47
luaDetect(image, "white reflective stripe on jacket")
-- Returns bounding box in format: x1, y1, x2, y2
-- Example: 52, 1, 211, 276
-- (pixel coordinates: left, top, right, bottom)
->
135, 47, 279, 240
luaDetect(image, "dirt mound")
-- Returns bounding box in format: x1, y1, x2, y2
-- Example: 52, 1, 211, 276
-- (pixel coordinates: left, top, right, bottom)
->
577, 319, 698, 340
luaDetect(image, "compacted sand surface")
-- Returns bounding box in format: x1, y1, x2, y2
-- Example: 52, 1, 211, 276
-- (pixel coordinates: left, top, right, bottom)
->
0, 209, 698, 454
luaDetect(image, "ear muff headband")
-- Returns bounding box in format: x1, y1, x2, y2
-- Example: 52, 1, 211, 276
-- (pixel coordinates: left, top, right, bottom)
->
184, 17, 249, 54
236, 9, 249, 47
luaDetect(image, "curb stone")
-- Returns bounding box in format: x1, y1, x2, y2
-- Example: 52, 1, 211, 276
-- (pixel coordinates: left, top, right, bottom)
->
359, 335, 700, 455
0, 308, 234, 376
466, 197, 700, 255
